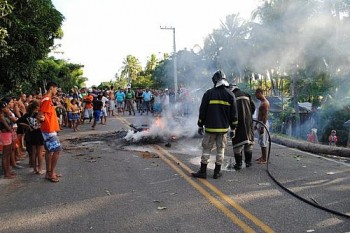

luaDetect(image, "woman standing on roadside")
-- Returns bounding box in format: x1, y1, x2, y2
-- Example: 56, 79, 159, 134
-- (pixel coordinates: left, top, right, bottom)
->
0, 101, 16, 179
2, 97, 22, 169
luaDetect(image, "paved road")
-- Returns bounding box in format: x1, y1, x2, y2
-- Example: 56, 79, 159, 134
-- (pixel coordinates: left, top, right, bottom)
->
0, 113, 349, 233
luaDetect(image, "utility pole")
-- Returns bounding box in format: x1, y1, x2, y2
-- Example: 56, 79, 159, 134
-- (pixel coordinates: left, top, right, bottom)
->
160, 26, 177, 101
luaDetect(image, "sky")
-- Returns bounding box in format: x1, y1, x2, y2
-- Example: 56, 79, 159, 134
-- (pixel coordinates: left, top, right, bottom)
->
51, 0, 261, 87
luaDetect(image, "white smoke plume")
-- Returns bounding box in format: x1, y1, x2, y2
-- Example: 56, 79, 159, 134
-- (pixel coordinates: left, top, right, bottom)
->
124, 102, 199, 142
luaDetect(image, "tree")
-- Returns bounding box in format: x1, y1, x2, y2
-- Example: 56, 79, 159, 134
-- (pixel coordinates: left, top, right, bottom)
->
203, 14, 252, 81
120, 55, 142, 87
19, 57, 87, 94
0, 0, 13, 57
249, 0, 350, 138
144, 54, 158, 75
0, 0, 64, 93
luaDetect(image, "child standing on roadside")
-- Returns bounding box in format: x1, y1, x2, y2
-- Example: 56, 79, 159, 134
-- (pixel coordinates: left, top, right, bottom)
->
70, 98, 80, 132
91, 94, 103, 130
17, 100, 45, 174
328, 130, 338, 147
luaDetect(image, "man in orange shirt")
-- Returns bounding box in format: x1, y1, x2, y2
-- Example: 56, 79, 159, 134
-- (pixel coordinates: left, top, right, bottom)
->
82, 90, 94, 124
38, 81, 62, 183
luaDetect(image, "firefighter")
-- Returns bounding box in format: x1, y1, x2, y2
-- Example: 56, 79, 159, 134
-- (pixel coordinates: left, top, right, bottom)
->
228, 84, 255, 170
192, 70, 238, 179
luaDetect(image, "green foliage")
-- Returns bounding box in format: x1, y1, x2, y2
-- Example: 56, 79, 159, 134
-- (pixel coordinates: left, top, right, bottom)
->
134, 75, 153, 89
0, 0, 64, 93
151, 59, 173, 89
318, 99, 350, 146
120, 55, 142, 84
97, 81, 114, 91
0, 0, 13, 57
19, 57, 86, 94
297, 72, 333, 107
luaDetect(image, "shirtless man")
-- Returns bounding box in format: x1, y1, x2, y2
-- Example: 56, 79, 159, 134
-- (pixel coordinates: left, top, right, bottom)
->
255, 88, 270, 164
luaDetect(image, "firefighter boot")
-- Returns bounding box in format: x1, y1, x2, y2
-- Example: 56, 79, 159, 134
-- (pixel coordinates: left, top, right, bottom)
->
213, 163, 222, 179
245, 151, 253, 168
233, 154, 243, 170
192, 163, 207, 179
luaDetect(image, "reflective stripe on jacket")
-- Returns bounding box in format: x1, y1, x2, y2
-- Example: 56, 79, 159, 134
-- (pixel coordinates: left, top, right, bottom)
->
197, 86, 238, 134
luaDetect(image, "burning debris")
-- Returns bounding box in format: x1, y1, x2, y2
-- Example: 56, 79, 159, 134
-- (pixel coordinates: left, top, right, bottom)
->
124, 116, 198, 144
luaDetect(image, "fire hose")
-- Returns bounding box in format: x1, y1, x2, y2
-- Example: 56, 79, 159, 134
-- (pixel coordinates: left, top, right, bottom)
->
253, 119, 350, 219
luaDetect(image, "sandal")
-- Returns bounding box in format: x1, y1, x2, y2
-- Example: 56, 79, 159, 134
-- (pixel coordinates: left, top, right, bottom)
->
38, 170, 45, 175
48, 177, 60, 183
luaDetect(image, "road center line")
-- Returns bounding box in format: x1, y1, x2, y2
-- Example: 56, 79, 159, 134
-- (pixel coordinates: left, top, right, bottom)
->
116, 117, 274, 232
154, 145, 275, 233
152, 146, 256, 233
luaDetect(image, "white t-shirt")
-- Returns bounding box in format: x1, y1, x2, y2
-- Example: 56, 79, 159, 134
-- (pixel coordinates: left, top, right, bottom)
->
102, 96, 109, 111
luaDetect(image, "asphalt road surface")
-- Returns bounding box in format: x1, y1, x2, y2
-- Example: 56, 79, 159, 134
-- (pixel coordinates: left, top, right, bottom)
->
1, 113, 349, 233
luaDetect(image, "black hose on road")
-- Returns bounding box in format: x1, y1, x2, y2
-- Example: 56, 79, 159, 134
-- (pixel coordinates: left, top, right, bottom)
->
253, 119, 350, 219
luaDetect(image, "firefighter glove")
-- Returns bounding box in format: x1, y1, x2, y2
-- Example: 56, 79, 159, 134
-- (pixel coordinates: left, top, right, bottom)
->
198, 127, 204, 135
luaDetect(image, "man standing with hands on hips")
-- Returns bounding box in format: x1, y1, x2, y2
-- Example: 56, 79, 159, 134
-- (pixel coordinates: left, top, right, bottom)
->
192, 70, 238, 179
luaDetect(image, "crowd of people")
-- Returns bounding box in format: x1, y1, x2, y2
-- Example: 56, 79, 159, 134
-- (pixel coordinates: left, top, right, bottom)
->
0, 83, 200, 180
0, 82, 62, 181
1, 72, 341, 182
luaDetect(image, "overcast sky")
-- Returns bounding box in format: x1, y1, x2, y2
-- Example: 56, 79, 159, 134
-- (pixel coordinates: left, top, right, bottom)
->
51, 0, 261, 86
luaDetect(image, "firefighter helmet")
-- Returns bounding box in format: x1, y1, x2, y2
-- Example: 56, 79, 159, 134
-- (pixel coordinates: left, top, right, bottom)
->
212, 70, 226, 85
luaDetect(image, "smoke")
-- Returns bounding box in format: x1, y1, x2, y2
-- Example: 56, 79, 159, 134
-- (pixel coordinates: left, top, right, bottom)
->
247, 0, 350, 140
251, 1, 350, 91
124, 103, 199, 142
195, 0, 350, 94
131, 1, 350, 143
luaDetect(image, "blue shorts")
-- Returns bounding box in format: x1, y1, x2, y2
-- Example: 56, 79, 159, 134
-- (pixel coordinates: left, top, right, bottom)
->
68, 112, 80, 121
42, 132, 61, 152
93, 110, 102, 121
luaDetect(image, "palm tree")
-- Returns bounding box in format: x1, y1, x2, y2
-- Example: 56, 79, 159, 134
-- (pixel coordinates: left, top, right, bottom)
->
203, 14, 252, 81
120, 55, 142, 86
